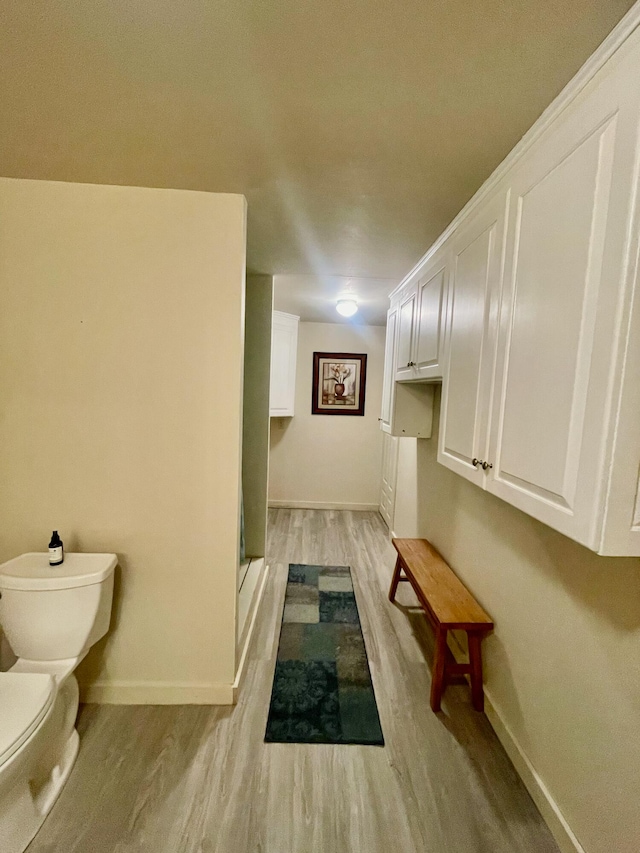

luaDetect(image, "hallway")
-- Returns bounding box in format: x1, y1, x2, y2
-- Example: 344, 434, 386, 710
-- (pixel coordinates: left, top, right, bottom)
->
27, 509, 558, 853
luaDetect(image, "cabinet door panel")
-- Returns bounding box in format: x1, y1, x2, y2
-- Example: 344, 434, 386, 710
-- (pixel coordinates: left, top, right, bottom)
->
499, 123, 614, 506
395, 285, 417, 380
600, 233, 640, 555
488, 58, 640, 548
438, 193, 507, 483
379, 432, 399, 530
415, 265, 446, 379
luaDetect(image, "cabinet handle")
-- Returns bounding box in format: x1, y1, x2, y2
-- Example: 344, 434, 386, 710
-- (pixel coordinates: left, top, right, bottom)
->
482, 461, 493, 471
472, 458, 481, 467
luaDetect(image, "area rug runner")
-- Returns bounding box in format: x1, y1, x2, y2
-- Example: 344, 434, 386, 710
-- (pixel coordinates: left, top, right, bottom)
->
265, 564, 384, 745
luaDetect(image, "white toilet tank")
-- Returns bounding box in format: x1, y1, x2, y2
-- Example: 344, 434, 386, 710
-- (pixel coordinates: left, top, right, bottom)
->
0, 553, 116, 662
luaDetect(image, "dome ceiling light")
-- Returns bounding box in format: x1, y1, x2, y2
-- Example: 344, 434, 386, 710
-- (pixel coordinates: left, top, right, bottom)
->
336, 297, 358, 317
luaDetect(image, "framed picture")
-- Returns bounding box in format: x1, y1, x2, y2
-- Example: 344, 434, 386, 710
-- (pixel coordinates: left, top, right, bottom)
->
311, 352, 367, 416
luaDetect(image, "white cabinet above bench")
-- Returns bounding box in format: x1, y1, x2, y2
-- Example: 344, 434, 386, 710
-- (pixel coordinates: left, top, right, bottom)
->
381, 21, 640, 556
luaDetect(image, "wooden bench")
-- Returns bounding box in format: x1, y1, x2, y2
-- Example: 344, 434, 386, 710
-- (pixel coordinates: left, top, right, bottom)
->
389, 538, 493, 712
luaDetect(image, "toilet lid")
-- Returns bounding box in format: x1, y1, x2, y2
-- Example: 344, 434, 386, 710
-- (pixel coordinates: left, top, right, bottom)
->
0, 672, 55, 768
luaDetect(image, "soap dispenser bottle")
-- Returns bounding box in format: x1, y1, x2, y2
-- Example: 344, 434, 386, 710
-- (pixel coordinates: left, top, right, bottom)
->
49, 530, 64, 566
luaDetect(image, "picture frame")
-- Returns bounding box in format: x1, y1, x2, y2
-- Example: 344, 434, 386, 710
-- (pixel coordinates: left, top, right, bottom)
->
311, 352, 367, 416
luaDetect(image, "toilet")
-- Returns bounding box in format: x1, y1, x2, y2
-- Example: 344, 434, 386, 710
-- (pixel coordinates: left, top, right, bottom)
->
0, 552, 116, 853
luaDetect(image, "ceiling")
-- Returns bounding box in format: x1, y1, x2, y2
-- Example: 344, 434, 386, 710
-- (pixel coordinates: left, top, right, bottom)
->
1, 1, 635, 296
272, 275, 395, 325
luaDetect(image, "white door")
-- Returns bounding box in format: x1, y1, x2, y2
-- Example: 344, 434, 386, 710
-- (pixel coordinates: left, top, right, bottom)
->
379, 432, 399, 531
438, 193, 508, 484
486, 60, 640, 548
414, 250, 448, 380
379, 306, 398, 432
395, 283, 418, 380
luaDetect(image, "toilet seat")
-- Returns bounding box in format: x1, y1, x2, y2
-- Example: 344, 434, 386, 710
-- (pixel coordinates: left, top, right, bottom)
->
0, 672, 55, 768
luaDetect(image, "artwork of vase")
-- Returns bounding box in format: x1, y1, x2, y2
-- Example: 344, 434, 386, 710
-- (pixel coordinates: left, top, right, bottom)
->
330, 364, 351, 400
312, 352, 367, 416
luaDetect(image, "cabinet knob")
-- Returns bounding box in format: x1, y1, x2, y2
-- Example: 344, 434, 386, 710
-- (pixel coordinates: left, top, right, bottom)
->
482, 461, 493, 471
472, 458, 481, 467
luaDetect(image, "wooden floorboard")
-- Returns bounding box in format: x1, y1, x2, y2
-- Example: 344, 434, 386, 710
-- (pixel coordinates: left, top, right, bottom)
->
27, 508, 559, 853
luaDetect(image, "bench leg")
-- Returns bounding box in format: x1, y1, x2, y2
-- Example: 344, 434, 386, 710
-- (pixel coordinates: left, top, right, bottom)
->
468, 632, 485, 712
388, 556, 403, 602
430, 627, 448, 712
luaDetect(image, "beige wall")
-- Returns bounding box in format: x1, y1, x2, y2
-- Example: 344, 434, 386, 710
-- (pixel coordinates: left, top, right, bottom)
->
269, 322, 385, 509
0, 178, 247, 703
393, 388, 640, 853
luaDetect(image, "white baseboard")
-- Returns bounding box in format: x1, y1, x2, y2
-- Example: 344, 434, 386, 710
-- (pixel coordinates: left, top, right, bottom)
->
82, 565, 271, 708
233, 561, 270, 702
446, 635, 584, 853
81, 680, 235, 705
483, 694, 585, 853
268, 500, 379, 511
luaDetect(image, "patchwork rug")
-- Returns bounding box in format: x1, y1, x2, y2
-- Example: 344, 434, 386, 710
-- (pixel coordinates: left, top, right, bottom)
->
264, 563, 384, 745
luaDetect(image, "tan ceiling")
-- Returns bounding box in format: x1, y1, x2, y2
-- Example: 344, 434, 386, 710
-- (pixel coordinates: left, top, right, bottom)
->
0, 1, 635, 282
273, 275, 395, 325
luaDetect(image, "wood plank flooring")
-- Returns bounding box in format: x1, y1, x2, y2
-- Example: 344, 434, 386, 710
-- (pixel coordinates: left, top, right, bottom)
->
27, 509, 560, 853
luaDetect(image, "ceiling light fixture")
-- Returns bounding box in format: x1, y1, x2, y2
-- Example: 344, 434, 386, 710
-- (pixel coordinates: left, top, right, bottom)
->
336, 297, 358, 317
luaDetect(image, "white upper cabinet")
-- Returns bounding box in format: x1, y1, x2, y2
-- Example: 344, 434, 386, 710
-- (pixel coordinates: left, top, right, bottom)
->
438, 192, 507, 486
269, 311, 299, 417
485, 58, 639, 549
414, 250, 448, 380
395, 283, 418, 380
380, 302, 435, 439
394, 247, 449, 382
600, 241, 640, 556
384, 15, 640, 555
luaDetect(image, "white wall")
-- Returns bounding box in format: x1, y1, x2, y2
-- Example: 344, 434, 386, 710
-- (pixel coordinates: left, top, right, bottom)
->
0, 178, 247, 704
269, 322, 385, 510
393, 388, 640, 853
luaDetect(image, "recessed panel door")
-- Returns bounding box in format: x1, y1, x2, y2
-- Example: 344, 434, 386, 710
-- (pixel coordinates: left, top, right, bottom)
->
414, 254, 447, 380
437, 192, 507, 484
379, 432, 399, 531
395, 284, 418, 381
484, 34, 640, 550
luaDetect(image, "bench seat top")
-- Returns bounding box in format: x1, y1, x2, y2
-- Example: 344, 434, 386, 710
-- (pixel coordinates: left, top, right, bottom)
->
392, 538, 493, 630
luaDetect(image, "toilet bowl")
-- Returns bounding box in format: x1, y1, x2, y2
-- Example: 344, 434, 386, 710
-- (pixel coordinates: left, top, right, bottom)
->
0, 552, 116, 853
